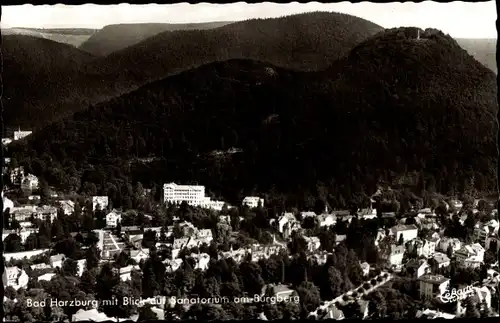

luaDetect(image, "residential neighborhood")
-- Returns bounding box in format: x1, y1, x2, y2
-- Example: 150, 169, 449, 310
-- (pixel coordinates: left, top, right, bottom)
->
2, 163, 500, 322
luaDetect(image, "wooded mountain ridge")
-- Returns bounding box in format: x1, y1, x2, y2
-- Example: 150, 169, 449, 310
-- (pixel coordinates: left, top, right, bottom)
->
9, 27, 497, 210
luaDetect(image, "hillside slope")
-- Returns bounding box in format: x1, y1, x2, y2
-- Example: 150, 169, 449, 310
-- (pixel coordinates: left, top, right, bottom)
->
10, 28, 497, 209
2, 35, 96, 129
4, 12, 384, 129
456, 38, 497, 73
2, 28, 96, 47
78, 22, 232, 56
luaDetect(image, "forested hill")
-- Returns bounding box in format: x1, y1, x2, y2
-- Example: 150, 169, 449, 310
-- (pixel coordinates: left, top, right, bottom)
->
88, 11, 384, 77
9, 28, 497, 209
2, 35, 96, 132
4, 12, 383, 129
78, 22, 232, 56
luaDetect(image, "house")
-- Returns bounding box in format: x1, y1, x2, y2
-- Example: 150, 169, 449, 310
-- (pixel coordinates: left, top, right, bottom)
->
190, 253, 211, 271
76, 259, 87, 277
358, 207, 377, 219
301, 211, 317, 218
474, 225, 491, 245
323, 303, 345, 320
421, 237, 440, 258
130, 236, 143, 249
10, 166, 25, 185
438, 237, 462, 254
37, 273, 56, 282
106, 211, 122, 228
455, 244, 485, 268
303, 236, 321, 252
390, 224, 418, 243
173, 238, 190, 250
30, 263, 51, 271
278, 212, 298, 234
72, 309, 114, 322
6, 266, 29, 290
242, 196, 264, 209
2, 193, 14, 212
163, 259, 183, 273
431, 252, 451, 269
418, 274, 450, 300
196, 229, 213, 244
360, 262, 370, 276
92, 196, 109, 211
179, 221, 197, 237
318, 213, 337, 227
14, 129, 32, 141
384, 244, 405, 267
374, 229, 386, 247
381, 212, 396, 218
406, 259, 430, 278
119, 265, 141, 281
219, 247, 248, 263
358, 299, 370, 319
130, 249, 149, 263
416, 309, 456, 319
50, 254, 65, 268
485, 235, 500, 252
335, 235, 347, 245
4, 249, 49, 262
21, 174, 39, 191
58, 200, 75, 215
261, 284, 296, 298
219, 215, 231, 225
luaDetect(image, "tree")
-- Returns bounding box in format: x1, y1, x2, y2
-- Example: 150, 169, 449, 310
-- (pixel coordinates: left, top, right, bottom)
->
61, 258, 78, 276
106, 282, 137, 319
446, 245, 454, 259
296, 281, 321, 317
142, 229, 157, 249
138, 304, 158, 320
85, 244, 100, 270
4, 233, 22, 253
464, 297, 480, 318
24, 233, 38, 251
79, 270, 96, 294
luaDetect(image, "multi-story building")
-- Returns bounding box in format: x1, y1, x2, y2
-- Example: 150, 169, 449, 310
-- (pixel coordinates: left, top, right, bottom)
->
390, 224, 419, 243
201, 197, 226, 211
431, 252, 451, 269
163, 183, 206, 206
438, 237, 462, 254
455, 243, 485, 268
5, 266, 29, 290
418, 274, 450, 300
242, 196, 265, 209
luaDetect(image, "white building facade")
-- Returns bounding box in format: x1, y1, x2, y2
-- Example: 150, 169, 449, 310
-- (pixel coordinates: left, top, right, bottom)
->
242, 196, 264, 209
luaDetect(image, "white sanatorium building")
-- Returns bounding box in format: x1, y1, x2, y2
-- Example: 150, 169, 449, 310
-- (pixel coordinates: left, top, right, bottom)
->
163, 183, 226, 211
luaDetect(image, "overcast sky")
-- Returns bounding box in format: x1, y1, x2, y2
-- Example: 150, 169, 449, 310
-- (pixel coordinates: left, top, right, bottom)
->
1, 1, 497, 39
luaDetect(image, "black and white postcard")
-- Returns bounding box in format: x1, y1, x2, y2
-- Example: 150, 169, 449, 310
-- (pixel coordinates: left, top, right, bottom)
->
1, 1, 498, 321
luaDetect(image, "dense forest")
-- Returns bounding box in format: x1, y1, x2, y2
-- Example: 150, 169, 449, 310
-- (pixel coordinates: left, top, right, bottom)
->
8, 27, 498, 209
79, 22, 232, 56
3, 12, 383, 129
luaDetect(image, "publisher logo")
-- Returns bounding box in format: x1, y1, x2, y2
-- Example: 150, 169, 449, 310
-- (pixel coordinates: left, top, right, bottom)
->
439, 286, 474, 303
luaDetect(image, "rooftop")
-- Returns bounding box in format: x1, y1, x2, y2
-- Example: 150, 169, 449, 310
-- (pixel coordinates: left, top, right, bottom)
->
418, 274, 449, 285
